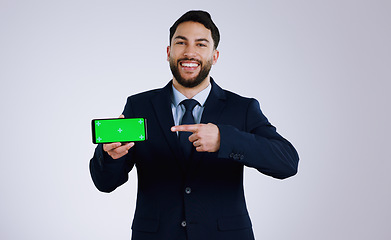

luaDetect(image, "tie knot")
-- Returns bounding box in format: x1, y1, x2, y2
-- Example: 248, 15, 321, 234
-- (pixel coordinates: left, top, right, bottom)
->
181, 99, 199, 112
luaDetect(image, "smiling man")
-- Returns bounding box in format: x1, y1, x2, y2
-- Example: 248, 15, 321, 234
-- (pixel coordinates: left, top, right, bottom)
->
90, 10, 299, 240
168, 20, 218, 91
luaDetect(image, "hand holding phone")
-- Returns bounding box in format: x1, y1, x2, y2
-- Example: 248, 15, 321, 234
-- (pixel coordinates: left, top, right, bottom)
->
103, 141, 134, 160
92, 115, 146, 159
101, 115, 135, 159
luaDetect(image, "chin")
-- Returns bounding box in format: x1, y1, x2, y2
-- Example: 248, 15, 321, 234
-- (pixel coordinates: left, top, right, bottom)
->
177, 77, 205, 88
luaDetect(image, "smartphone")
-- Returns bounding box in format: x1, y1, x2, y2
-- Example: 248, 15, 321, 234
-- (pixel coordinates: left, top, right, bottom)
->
91, 118, 147, 144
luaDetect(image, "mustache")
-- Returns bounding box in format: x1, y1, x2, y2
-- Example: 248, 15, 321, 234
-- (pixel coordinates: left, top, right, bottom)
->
177, 58, 202, 65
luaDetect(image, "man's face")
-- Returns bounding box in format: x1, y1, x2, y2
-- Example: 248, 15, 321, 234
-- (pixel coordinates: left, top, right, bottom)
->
167, 21, 219, 88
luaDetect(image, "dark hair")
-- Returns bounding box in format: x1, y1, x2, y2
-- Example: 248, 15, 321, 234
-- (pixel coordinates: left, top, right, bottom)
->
169, 10, 220, 49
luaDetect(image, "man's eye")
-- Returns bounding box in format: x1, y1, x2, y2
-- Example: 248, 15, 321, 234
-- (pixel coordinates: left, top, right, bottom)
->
176, 42, 185, 45
197, 43, 207, 47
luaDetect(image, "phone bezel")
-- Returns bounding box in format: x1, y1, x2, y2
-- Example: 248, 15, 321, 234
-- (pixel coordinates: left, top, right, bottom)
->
91, 118, 148, 144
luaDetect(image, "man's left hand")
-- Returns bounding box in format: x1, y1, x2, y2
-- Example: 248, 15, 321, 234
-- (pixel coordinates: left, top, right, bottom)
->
171, 123, 220, 152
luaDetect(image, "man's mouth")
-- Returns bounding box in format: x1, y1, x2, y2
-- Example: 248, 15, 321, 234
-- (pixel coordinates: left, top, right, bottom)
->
179, 60, 200, 71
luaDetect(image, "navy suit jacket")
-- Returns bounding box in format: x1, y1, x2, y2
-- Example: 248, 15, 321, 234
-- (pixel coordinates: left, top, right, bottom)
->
90, 79, 299, 240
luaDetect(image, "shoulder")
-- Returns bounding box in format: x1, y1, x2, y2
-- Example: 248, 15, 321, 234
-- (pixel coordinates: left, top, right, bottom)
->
125, 81, 171, 103
221, 88, 259, 108
224, 89, 253, 101
211, 79, 257, 106
122, 82, 172, 115
127, 88, 163, 101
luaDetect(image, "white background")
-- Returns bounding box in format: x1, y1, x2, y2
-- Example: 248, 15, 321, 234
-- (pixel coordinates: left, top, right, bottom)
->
1, 0, 390, 239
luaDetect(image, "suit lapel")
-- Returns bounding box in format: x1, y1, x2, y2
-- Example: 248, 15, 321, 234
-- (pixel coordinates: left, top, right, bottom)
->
200, 79, 227, 124
191, 79, 227, 168
151, 81, 187, 172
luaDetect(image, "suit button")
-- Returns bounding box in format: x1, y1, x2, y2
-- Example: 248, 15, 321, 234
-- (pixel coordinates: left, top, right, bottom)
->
185, 187, 191, 194
181, 220, 187, 227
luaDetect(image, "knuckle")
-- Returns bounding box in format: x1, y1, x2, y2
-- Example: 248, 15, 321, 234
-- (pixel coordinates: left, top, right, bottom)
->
103, 144, 110, 152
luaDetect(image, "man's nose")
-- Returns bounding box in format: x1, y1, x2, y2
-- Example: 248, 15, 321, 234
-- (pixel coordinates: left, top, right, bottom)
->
184, 45, 197, 58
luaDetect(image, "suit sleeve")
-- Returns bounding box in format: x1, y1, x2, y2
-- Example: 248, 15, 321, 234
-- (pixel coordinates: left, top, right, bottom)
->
89, 144, 135, 192
217, 99, 299, 179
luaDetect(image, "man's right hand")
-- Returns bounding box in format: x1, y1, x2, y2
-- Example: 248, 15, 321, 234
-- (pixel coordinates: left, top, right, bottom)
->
103, 114, 135, 159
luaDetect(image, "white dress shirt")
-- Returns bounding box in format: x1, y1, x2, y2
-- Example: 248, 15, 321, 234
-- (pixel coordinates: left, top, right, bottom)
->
171, 83, 211, 126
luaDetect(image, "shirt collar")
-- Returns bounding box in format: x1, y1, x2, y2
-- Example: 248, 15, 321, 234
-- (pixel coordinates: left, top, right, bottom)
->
171, 83, 211, 107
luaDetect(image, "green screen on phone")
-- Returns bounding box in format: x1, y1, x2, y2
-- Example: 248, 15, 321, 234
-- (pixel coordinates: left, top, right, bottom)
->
91, 118, 147, 144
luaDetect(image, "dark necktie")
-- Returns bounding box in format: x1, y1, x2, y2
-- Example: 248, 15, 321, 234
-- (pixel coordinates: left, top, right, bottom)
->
179, 99, 199, 160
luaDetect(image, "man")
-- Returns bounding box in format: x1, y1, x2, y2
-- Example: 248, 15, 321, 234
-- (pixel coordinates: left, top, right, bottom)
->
90, 10, 299, 240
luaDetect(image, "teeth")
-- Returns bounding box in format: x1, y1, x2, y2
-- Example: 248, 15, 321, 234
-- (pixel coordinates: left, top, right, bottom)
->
181, 62, 198, 67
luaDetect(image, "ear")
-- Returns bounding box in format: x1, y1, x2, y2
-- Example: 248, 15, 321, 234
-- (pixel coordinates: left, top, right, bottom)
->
212, 49, 219, 65
167, 46, 171, 61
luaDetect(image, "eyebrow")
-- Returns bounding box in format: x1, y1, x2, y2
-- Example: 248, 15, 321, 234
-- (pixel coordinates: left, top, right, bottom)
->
174, 35, 210, 43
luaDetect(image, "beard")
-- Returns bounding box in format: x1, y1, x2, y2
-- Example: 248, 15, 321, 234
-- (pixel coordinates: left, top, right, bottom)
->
169, 57, 213, 88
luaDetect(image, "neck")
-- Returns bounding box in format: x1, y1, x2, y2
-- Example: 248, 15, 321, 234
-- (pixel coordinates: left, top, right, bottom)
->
172, 76, 211, 99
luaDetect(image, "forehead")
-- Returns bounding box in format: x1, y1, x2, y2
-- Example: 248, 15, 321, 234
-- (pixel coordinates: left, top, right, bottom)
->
173, 21, 213, 41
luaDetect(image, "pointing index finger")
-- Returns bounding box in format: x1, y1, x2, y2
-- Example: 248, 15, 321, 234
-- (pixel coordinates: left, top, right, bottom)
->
171, 124, 199, 133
